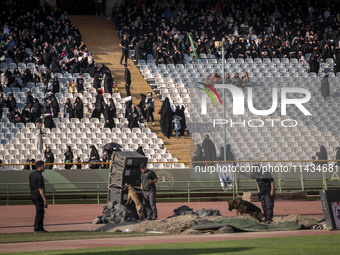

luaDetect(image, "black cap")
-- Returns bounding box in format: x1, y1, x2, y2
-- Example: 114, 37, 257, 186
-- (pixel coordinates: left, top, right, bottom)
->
140, 162, 147, 169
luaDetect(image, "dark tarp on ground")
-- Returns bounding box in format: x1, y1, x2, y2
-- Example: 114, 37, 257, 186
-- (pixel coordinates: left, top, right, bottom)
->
193, 217, 300, 232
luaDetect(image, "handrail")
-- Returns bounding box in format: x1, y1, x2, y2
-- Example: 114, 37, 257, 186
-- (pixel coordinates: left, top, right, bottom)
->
1, 176, 338, 206
0, 159, 339, 169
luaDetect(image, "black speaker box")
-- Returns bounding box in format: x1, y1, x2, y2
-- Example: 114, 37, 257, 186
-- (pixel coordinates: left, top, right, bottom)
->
107, 151, 148, 219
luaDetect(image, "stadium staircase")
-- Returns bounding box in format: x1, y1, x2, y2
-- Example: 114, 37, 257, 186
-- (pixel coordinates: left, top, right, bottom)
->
71, 16, 191, 163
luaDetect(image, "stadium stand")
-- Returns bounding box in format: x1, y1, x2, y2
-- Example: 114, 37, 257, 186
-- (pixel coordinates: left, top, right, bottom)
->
1, 0, 340, 170
0, 1, 176, 170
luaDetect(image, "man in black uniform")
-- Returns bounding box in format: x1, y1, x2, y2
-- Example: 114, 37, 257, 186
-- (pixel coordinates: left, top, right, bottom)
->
29, 160, 48, 233
140, 163, 158, 220
251, 165, 275, 223
124, 64, 131, 97
119, 34, 129, 65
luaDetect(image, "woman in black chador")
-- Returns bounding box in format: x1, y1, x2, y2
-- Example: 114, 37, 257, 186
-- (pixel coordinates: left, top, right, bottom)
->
316, 145, 328, 167
321, 75, 330, 100
44, 146, 54, 169
108, 98, 116, 118
64, 98, 73, 119
159, 97, 173, 138
103, 104, 115, 129
74, 96, 84, 120
91, 89, 104, 119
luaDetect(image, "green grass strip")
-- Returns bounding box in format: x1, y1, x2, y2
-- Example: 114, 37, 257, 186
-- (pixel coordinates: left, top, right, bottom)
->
2, 233, 340, 255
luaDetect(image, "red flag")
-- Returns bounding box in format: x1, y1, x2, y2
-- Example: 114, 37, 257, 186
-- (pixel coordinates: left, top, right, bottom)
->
214, 1, 221, 11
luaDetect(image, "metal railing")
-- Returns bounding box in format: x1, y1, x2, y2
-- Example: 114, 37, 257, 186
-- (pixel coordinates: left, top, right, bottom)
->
1, 176, 338, 205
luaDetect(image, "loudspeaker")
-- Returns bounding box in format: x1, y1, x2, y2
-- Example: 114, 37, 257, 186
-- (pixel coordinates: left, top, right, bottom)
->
107, 151, 148, 218
320, 190, 340, 230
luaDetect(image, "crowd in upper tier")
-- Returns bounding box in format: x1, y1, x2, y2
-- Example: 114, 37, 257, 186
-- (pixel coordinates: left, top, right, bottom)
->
112, 0, 340, 72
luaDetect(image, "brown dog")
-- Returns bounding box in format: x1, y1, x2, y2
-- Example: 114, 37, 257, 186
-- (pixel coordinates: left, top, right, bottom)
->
124, 183, 144, 220
228, 198, 264, 221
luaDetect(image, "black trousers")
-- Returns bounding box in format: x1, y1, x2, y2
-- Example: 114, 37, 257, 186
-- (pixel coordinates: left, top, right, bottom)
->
143, 189, 157, 219
125, 83, 131, 97
120, 49, 128, 64
146, 108, 154, 123
32, 196, 45, 231
259, 192, 274, 221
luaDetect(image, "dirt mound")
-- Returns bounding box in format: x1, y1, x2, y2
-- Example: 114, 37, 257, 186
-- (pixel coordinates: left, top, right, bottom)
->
109, 215, 206, 234
273, 214, 323, 228
107, 214, 324, 234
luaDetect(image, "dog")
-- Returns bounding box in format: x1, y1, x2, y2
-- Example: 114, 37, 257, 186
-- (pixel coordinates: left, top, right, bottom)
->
123, 183, 144, 220
228, 198, 264, 221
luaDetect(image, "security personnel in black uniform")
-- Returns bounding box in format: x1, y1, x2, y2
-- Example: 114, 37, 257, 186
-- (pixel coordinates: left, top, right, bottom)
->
140, 162, 158, 220
29, 160, 48, 233
119, 34, 129, 65
251, 165, 275, 223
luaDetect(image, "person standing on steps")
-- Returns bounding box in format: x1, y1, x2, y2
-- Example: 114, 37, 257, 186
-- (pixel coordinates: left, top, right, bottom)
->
119, 34, 129, 65
145, 92, 155, 125
124, 64, 131, 97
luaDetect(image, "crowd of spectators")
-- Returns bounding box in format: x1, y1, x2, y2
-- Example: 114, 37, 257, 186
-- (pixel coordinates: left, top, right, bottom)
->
113, 0, 340, 71
0, 1, 123, 169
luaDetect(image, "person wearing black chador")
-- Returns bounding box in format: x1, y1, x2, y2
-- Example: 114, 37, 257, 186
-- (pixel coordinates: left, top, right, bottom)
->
43, 107, 55, 130
159, 97, 173, 138
74, 97, 84, 120
52, 77, 60, 94
32, 98, 43, 122
44, 146, 54, 170
202, 134, 216, 161
175, 105, 187, 136
91, 89, 104, 119
316, 145, 328, 167
26, 91, 35, 108
6, 93, 16, 113
321, 75, 330, 100
335, 147, 340, 166
22, 106, 33, 124
64, 98, 74, 119
103, 104, 115, 129
108, 98, 116, 118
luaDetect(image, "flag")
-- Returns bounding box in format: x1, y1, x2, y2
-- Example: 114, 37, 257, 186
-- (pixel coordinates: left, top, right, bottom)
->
188, 33, 199, 59
66, 73, 71, 87
214, 1, 221, 16
39, 69, 43, 83
214, 1, 221, 12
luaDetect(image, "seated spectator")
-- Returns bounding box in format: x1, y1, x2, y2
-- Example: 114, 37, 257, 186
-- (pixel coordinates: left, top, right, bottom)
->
31, 159, 36, 170
225, 73, 231, 84
9, 107, 22, 124
44, 147, 54, 170
89, 145, 100, 169
0, 73, 8, 88
242, 72, 250, 88
6, 93, 16, 113
76, 157, 82, 169
0, 92, 5, 118
64, 146, 74, 170
26, 92, 34, 108
23, 159, 31, 170
232, 73, 241, 87
22, 106, 33, 124
101, 149, 110, 168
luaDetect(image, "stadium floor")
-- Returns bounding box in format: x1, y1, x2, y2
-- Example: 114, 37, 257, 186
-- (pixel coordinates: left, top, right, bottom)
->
0, 201, 323, 234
